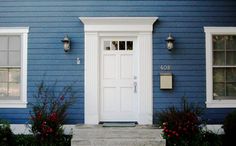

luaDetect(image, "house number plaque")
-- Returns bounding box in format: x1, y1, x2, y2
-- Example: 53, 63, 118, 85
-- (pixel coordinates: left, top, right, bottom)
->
160, 65, 171, 71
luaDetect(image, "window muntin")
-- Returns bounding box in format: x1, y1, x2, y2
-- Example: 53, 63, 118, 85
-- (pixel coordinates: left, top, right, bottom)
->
212, 35, 236, 100
0, 35, 21, 100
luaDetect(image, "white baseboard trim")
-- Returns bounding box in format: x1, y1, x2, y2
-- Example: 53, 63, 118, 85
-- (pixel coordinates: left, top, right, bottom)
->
9, 124, 224, 135
204, 124, 224, 134
10, 124, 75, 135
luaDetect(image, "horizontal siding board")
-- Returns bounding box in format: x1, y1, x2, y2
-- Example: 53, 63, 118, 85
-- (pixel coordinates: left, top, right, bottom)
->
0, 0, 235, 124
0, 6, 236, 12
0, 1, 235, 7
1, 12, 236, 17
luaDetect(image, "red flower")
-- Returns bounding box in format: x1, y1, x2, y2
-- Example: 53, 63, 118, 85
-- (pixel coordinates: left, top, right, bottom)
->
49, 112, 57, 122
46, 127, 53, 133
37, 111, 42, 119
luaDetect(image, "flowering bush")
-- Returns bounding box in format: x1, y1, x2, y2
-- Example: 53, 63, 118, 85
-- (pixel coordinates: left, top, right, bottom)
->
156, 97, 203, 146
161, 109, 200, 146
29, 81, 76, 145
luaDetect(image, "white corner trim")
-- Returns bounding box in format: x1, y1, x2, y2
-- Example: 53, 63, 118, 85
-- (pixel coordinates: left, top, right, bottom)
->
0, 27, 29, 108
204, 27, 236, 108
80, 17, 157, 124
79, 17, 158, 32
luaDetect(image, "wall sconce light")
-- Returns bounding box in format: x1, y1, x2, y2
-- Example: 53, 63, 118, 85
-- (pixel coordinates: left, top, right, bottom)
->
61, 35, 70, 52
166, 33, 175, 51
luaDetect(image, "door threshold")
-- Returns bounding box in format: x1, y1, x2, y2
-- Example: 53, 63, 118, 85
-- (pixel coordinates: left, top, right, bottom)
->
101, 122, 137, 127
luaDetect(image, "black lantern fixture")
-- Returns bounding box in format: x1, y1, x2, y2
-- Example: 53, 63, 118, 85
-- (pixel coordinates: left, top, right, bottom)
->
61, 35, 70, 52
166, 33, 175, 51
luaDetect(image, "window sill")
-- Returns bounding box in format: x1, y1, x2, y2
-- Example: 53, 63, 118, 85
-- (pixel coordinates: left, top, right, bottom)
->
206, 100, 236, 108
0, 101, 27, 108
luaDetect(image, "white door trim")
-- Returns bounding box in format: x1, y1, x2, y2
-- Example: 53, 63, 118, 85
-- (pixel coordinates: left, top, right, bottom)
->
80, 17, 158, 124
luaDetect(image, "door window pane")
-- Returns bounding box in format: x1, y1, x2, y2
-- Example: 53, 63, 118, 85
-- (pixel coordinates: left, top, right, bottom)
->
111, 41, 118, 50
119, 41, 125, 50
127, 41, 133, 50
104, 41, 110, 50
213, 51, 225, 65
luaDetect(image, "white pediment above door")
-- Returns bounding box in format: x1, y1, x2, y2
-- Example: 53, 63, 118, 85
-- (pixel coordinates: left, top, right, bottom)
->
79, 17, 158, 32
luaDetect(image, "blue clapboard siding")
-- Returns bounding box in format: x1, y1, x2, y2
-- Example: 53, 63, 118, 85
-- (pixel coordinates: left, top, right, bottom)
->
0, 0, 236, 124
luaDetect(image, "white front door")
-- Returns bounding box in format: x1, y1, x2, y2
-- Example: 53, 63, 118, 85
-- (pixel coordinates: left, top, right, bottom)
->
100, 38, 138, 122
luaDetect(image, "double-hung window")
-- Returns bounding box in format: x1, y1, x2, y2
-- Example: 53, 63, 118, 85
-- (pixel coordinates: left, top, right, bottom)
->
205, 27, 236, 108
0, 27, 28, 108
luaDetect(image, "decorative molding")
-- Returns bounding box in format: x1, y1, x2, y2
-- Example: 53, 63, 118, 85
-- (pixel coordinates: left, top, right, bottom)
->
204, 27, 236, 34
0, 102, 27, 108
80, 17, 157, 124
0, 27, 29, 34
204, 27, 236, 108
206, 101, 236, 108
79, 17, 158, 32
0, 27, 29, 108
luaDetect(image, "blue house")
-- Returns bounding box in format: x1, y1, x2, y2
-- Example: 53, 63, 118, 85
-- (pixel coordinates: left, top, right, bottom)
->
0, 0, 236, 128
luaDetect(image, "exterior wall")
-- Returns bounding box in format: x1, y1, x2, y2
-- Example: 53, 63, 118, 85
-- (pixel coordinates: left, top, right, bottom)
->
0, 0, 236, 124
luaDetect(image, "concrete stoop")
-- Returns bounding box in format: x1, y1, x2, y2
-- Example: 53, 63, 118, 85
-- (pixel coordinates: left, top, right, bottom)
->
71, 125, 166, 146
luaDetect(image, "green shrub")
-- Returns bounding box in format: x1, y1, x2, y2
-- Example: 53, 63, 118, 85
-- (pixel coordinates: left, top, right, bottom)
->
14, 134, 72, 146
190, 130, 222, 146
223, 110, 236, 145
14, 135, 36, 146
0, 120, 14, 146
29, 81, 76, 145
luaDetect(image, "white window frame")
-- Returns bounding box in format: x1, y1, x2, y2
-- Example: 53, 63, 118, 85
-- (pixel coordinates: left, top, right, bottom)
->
204, 27, 236, 108
0, 27, 29, 108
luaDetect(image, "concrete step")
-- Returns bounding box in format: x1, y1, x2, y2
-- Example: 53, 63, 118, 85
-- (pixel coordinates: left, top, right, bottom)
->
71, 125, 165, 146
